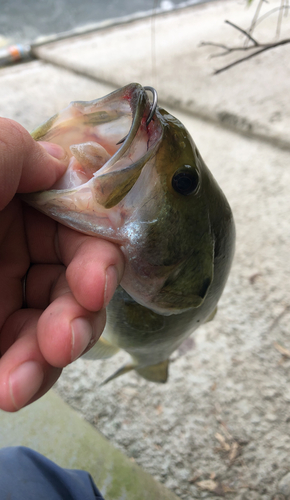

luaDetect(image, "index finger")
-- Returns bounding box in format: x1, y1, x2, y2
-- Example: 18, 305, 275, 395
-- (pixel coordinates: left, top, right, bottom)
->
0, 117, 68, 209
58, 224, 125, 312
23, 206, 125, 311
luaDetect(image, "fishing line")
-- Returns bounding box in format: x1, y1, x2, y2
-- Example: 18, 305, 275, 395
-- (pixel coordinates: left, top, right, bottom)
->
151, 0, 159, 89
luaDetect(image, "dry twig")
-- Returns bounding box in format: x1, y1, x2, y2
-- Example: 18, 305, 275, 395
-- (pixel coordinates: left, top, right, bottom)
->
200, 1, 290, 74
274, 341, 290, 358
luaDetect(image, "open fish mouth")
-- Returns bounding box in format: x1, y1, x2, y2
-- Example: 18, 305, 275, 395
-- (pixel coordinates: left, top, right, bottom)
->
22, 83, 233, 317
23, 83, 163, 241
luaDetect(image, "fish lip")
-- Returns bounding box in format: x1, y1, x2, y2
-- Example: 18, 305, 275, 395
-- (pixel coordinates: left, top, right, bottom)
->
105, 83, 155, 165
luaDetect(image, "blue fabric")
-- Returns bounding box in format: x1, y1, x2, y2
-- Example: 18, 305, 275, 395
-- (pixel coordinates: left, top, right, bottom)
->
0, 446, 105, 499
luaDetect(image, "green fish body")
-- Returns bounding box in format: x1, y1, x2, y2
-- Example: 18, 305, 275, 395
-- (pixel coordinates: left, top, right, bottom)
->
24, 83, 235, 383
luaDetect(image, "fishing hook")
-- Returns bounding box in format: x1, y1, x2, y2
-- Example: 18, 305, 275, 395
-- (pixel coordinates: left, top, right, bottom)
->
144, 86, 158, 126
116, 86, 158, 145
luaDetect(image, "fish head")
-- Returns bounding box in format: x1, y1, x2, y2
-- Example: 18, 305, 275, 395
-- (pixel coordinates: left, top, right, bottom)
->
120, 107, 219, 314
23, 84, 234, 316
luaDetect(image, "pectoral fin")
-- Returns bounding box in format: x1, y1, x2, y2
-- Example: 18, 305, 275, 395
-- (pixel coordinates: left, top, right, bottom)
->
94, 162, 144, 209
82, 336, 119, 360
205, 306, 217, 323
101, 363, 137, 385
101, 359, 169, 384
136, 360, 169, 383
93, 148, 155, 209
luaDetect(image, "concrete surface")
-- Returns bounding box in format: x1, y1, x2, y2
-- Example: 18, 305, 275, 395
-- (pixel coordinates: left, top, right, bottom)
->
56, 111, 290, 500
0, 1, 290, 499
0, 0, 215, 46
0, 61, 116, 130
34, 0, 290, 149
0, 390, 180, 500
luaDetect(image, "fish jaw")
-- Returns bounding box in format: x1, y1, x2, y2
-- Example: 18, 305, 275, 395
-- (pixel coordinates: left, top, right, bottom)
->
23, 83, 163, 243
23, 185, 125, 242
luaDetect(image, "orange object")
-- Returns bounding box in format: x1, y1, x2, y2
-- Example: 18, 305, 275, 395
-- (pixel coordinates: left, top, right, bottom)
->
9, 45, 22, 61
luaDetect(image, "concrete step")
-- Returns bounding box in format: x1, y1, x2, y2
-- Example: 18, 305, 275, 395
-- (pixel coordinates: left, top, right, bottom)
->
0, 390, 180, 500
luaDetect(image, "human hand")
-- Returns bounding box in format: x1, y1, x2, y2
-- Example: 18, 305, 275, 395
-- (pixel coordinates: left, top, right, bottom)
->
0, 118, 124, 412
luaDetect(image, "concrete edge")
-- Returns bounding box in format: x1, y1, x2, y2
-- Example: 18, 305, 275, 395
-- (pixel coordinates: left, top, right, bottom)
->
0, 390, 180, 500
31, 0, 215, 48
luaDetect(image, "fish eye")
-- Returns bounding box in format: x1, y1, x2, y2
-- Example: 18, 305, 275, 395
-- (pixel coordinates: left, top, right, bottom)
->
172, 166, 199, 196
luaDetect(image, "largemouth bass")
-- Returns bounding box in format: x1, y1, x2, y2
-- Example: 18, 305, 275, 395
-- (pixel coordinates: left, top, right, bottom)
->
24, 83, 235, 383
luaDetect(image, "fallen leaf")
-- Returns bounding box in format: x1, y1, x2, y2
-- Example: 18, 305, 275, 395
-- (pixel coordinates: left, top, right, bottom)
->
229, 441, 239, 463
215, 430, 241, 464
155, 404, 163, 415
197, 479, 218, 491
215, 432, 231, 451
197, 479, 234, 497
274, 342, 290, 358
220, 422, 233, 440
188, 471, 202, 483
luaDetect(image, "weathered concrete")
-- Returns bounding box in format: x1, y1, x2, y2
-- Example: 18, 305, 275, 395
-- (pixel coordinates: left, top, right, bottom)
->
0, 3, 290, 498
0, 390, 180, 500
34, 0, 290, 148
0, 60, 115, 131
56, 107, 290, 500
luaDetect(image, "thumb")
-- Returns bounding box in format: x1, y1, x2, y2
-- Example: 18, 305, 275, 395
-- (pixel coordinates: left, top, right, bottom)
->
0, 117, 68, 209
